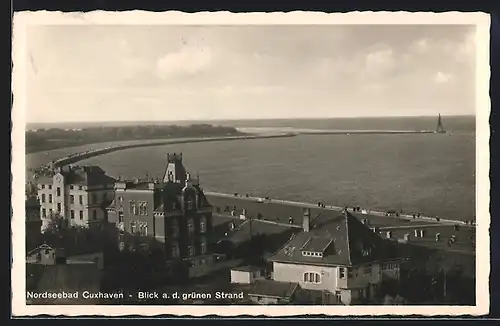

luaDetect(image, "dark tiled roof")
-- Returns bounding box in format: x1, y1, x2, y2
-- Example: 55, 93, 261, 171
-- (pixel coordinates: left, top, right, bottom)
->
232, 265, 264, 272
268, 211, 401, 267
248, 280, 298, 299
154, 184, 211, 214
227, 219, 295, 245
60, 166, 116, 186
124, 181, 154, 190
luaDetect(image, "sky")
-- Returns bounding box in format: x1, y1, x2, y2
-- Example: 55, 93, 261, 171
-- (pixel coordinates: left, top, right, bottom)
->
25, 24, 476, 123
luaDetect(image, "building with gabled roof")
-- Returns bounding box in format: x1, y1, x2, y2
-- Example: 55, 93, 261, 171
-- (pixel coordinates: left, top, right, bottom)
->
264, 208, 404, 305
107, 153, 215, 279
36, 165, 116, 231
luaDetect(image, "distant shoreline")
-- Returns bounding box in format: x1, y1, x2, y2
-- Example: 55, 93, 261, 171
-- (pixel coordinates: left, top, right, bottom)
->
26, 114, 476, 129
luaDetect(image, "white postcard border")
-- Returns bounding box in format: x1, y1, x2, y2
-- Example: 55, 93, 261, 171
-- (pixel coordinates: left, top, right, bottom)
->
11, 10, 491, 317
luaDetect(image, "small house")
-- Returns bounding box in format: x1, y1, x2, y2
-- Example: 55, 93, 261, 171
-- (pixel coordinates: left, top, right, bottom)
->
247, 279, 299, 304
230, 265, 267, 284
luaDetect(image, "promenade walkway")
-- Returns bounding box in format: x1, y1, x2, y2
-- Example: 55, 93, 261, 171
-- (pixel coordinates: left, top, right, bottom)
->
205, 191, 474, 228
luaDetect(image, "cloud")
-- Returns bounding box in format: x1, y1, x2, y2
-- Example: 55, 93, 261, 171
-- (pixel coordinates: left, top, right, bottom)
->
434, 71, 453, 84
156, 46, 213, 79
363, 46, 396, 78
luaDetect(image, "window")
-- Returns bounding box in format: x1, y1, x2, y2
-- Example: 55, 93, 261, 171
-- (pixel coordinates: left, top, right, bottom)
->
188, 245, 195, 257
79, 195, 83, 205
70, 185, 74, 190
200, 217, 206, 233
41, 184, 45, 189
138, 221, 148, 236
93, 210, 97, 220
56, 187, 61, 197
382, 263, 396, 271
171, 243, 180, 258
118, 196, 124, 203
186, 197, 195, 210
303, 272, 321, 284
78, 186, 82, 190
335, 291, 342, 302
70, 195, 74, 204
42, 208, 46, 218
118, 210, 124, 223
200, 239, 207, 254
57, 203, 61, 212
364, 265, 372, 275
130, 221, 137, 233
48, 185, 52, 190
138, 201, 148, 216
339, 267, 346, 279
129, 201, 137, 215
49, 194, 52, 203
41, 194, 46, 203
49, 209, 53, 216
187, 219, 194, 236
79, 211, 84, 220
70, 210, 75, 219
302, 251, 323, 257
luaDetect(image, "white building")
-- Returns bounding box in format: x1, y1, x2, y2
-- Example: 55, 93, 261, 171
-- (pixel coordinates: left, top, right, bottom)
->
36, 165, 116, 231
230, 265, 267, 284
262, 209, 404, 305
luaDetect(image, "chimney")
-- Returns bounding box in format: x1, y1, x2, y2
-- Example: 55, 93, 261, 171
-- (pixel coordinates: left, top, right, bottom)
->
302, 208, 310, 232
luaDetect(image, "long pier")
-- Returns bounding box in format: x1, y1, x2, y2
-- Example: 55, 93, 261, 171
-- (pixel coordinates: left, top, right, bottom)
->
48, 133, 296, 168
239, 127, 439, 136
44, 128, 445, 169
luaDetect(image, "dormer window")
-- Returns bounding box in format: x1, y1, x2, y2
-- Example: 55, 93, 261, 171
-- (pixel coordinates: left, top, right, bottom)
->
301, 251, 323, 258
186, 197, 195, 210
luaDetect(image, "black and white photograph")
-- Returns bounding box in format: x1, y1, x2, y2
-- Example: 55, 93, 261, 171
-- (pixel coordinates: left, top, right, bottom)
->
12, 11, 490, 316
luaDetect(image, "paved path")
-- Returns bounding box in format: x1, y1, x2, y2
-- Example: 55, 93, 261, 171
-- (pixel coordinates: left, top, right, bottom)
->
378, 224, 456, 231
206, 191, 474, 228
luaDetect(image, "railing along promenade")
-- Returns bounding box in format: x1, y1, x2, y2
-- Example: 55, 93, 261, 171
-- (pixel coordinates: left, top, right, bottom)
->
205, 191, 475, 228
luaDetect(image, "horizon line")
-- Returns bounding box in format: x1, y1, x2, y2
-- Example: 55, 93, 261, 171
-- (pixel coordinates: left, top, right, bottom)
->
26, 114, 476, 125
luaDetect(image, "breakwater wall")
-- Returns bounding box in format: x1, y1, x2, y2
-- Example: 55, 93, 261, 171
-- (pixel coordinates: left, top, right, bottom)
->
50, 133, 297, 168
299, 130, 437, 135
